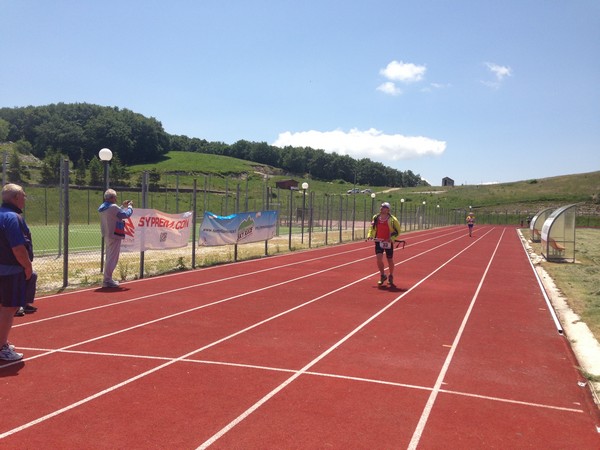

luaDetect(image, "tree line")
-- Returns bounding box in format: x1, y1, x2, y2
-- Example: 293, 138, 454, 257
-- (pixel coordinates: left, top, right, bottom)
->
0, 103, 427, 187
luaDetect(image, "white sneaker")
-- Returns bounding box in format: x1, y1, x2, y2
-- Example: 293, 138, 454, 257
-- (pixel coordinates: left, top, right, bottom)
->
0, 343, 23, 361
102, 280, 120, 288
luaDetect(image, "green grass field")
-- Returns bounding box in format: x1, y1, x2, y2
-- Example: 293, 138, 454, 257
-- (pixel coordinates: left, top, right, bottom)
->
31, 224, 101, 256
31, 223, 209, 256
526, 228, 600, 348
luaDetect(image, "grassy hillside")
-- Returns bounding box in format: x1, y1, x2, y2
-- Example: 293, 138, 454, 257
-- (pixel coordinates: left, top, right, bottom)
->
398, 172, 600, 214
131, 151, 268, 176
129, 152, 600, 217
2, 144, 599, 218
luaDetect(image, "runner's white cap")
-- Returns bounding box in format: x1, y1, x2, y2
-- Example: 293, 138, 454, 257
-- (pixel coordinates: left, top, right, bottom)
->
381, 202, 391, 209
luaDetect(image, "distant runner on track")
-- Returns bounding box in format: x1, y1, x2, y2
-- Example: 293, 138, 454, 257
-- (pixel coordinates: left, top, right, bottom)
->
466, 211, 475, 237
367, 202, 401, 287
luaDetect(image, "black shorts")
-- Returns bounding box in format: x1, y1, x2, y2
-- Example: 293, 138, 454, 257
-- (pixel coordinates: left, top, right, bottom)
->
0, 271, 26, 308
375, 242, 393, 258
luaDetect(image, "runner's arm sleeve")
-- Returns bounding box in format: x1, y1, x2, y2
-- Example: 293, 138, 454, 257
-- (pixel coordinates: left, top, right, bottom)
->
391, 217, 401, 239
367, 215, 377, 239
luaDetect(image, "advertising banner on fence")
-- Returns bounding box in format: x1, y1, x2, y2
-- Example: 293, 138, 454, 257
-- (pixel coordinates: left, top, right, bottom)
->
121, 208, 193, 252
199, 210, 278, 246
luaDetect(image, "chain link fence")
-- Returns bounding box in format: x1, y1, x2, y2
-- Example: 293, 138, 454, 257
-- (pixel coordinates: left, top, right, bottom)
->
22, 162, 598, 293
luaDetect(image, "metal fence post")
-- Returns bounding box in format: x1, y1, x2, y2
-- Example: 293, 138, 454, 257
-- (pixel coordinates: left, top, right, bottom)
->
338, 195, 343, 243
308, 191, 313, 248
325, 194, 329, 245
192, 179, 197, 269
58, 165, 63, 257
288, 187, 293, 251
62, 159, 70, 289
2, 151, 6, 185
139, 171, 148, 279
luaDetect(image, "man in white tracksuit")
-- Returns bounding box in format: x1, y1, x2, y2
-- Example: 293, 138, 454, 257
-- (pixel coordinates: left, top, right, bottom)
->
98, 189, 133, 288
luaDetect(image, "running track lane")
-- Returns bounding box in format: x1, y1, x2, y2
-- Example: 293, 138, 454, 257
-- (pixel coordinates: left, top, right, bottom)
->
0, 226, 598, 448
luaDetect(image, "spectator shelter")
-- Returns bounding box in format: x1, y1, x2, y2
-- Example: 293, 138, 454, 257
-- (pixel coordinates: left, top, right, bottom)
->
529, 207, 554, 242
540, 204, 577, 262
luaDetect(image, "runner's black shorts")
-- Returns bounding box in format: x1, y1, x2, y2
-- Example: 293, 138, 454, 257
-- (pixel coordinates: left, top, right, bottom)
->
374, 241, 393, 258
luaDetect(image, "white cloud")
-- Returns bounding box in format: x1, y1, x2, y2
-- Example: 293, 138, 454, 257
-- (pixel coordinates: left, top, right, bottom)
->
482, 62, 512, 88
486, 62, 512, 80
376, 81, 402, 96
272, 128, 446, 164
380, 60, 426, 83
421, 82, 451, 93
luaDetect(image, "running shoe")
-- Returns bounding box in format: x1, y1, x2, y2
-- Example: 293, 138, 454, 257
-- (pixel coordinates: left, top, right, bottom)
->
377, 274, 388, 285
388, 275, 394, 286
102, 280, 120, 288
0, 343, 23, 361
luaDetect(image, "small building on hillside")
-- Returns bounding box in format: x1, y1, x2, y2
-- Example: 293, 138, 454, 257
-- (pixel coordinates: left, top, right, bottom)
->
275, 179, 299, 190
442, 177, 455, 187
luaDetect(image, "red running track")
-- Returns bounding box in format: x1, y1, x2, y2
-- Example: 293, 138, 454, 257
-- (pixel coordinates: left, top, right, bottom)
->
1, 226, 599, 449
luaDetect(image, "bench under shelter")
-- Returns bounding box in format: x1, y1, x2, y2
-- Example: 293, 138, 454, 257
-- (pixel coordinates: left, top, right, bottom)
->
541, 204, 577, 262
529, 207, 554, 242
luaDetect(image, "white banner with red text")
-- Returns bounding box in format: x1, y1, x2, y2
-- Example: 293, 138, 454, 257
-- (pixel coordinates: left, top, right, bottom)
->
199, 210, 278, 246
121, 208, 193, 252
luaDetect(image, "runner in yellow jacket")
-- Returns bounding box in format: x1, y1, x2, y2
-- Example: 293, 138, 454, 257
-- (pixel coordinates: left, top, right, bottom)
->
367, 202, 401, 286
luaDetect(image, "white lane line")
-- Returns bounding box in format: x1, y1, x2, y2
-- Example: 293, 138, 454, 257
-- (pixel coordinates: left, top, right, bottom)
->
16, 228, 463, 328
4, 255, 376, 370
20, 347, 584, 415
197, 229, 497, 449
0, 229, 470, 439
516, 229, 563, 333
28, 238, 370, 300
0, 265, 380, 440
7, 229, 466, 373
407, 228, 506, 450
14, 244, 376, 328
30, 227, 461, 301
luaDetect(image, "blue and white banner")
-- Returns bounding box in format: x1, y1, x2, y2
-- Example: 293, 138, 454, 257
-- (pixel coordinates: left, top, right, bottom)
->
199, 210, 278, 246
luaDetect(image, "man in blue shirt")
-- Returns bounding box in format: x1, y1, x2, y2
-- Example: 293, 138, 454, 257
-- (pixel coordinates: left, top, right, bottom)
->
0, 184, 33, 361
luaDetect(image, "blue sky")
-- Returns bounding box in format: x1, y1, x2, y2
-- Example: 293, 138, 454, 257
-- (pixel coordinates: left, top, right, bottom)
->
2, 1, 599, 186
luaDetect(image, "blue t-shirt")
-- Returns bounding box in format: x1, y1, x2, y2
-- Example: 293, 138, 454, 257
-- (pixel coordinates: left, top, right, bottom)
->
0, 205, 27, 275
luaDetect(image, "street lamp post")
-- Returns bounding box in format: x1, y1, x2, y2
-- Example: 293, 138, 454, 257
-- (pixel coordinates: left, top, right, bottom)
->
99, 148, 113, 273
288, 187, 293, 250
301, 182, 308, 243
99, 148, 113, 190
400, 198, 405, 231
308, 191, 314, 248
370, 192, 376, 215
